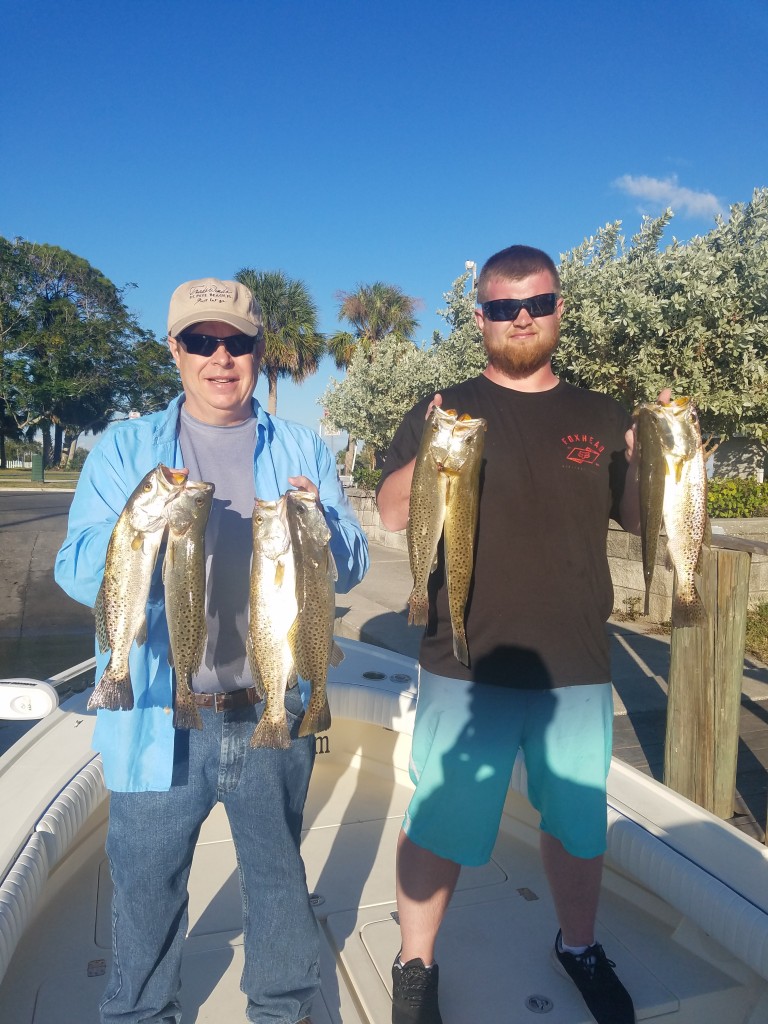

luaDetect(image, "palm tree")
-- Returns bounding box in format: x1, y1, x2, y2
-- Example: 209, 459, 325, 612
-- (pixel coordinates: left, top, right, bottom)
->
234, 268, 323, 416
328, 282, 420, 472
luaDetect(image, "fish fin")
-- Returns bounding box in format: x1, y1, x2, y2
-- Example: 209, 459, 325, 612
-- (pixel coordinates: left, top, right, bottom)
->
134, 614, 148, 648
167, 645, 175, 668
407, 589, 429, 626
88, 663, 134, 711
274, 561, 285, 587
330, 641, 345, 667
453, 631, 469, 667
327, 548, 338, 582
697, 518, 713, 573
250, 716, 292, 749
130, 530, 144, 552
245, 630, 261, 693
299, 697, 331, 737
94, 586, 110, 654
162, 543, 175, 579
287, 617, 300, 661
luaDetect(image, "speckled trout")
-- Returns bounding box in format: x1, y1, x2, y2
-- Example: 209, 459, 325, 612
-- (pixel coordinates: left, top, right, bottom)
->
634, 397, 709, 626
163, 479, 214, 730
286, 489, 344, 738
407, 406, 486, 665
247, 496, 298, 749
89, 464, 188, 712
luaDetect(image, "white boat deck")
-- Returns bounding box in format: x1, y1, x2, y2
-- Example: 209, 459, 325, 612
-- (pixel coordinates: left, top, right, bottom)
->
2, 641, 768, 1023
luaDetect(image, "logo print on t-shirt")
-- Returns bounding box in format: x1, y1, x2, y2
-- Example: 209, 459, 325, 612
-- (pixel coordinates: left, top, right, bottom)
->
561, 432, 605, 466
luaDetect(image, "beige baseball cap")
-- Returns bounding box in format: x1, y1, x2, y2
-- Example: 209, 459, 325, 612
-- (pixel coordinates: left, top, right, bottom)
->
167, 278, 263, 338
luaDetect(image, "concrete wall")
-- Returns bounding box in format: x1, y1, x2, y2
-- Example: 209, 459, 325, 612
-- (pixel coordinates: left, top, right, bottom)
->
345, 489, 768, 621
711, 438, 767, 482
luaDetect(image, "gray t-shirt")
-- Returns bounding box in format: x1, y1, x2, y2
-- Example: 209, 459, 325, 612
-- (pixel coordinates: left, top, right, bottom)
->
178, 406, 257, 693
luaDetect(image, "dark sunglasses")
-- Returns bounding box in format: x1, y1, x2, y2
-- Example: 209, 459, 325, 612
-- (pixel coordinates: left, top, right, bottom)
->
178, 332, 258, 357
481, 293, 559, 322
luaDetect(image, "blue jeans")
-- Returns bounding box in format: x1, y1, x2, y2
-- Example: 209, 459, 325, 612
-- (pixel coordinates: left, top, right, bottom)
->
100, 686, 318, 1024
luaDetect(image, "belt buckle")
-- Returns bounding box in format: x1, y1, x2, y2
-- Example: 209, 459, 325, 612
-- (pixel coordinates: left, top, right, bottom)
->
213, 692, 228, 713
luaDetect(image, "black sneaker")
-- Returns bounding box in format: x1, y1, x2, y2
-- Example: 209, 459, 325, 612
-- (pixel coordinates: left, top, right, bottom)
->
552, 930, 635, 1024
391, 956, 443, 1024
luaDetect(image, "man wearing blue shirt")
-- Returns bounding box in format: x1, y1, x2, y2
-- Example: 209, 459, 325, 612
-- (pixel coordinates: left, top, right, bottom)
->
55, 277, 369, 1024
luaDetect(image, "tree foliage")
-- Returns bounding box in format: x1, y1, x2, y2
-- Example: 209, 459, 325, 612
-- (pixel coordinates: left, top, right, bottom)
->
323, 336, 434, 458
0, 237, 178, 466
555, 188, 768, 440
322, 272, 482, 461
326, 281, 421, 470
427, 271, 486, 387
234, 268, 323, 416
327, 281, 420, 367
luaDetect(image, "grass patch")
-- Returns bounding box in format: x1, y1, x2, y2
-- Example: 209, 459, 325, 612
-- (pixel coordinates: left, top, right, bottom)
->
0, 469, 79, 489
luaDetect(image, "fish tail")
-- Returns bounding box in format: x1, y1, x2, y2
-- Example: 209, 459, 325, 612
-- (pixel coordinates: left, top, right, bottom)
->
452, 630, 469, 667
87, 663, 134, 711
173, 698, 203, 731
671, 585, 707, 628
408, 588, 429, 626
250, 716, 292, 750
299, 695, 331, 737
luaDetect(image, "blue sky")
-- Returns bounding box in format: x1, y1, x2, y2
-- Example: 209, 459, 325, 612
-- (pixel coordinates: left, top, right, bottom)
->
3, 0, 767, 447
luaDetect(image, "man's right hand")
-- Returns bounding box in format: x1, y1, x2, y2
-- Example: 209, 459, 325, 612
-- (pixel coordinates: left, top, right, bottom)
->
376, 394, 442, 532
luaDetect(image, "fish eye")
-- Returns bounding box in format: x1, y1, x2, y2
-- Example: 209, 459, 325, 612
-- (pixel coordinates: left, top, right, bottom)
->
142, 482, 152, 492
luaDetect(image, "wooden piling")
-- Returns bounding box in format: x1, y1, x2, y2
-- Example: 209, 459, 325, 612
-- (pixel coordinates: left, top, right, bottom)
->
664, 544, 752, 818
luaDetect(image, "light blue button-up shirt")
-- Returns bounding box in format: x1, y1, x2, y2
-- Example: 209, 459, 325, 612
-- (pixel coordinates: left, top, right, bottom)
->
55, 395, 369, 792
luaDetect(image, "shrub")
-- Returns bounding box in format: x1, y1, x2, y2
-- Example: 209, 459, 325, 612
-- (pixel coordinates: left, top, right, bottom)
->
745, 602, 768, 665
352, 465, 381, 490
707, 478, 768, 518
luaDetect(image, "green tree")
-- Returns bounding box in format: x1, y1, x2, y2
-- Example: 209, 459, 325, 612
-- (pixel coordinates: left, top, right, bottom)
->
555, 188, 768, 440
0, 238, 179, 466
322, 335, 434, 464
234, 268, 322, 416
427, 271, 486, 388
327, 282, 420, 471
321, 273, 486, 465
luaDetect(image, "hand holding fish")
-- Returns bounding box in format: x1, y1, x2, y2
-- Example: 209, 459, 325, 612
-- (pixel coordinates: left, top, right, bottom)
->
377, 394, 443, 533
288, 476, 319, 499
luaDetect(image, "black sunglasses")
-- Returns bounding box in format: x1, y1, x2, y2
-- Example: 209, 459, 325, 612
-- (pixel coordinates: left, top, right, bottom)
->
481, 293, 559, 322
178, 332, 258, 357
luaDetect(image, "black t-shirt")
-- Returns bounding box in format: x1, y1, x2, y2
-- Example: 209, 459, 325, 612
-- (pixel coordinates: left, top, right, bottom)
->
377, 375, 632, 688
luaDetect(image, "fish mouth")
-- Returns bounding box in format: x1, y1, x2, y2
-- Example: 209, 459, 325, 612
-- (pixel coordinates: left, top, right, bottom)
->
160, 466, 189, 488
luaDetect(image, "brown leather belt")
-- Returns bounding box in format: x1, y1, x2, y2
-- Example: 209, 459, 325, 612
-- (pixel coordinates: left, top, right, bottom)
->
192, 687, 260, 712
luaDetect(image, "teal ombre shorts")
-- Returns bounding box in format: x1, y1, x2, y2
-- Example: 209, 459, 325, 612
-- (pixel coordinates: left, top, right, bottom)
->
403, 669, 614, 866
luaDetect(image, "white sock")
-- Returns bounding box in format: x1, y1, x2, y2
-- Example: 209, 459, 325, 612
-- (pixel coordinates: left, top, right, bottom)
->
397, 955, 434, 969
558, 934, 593, 956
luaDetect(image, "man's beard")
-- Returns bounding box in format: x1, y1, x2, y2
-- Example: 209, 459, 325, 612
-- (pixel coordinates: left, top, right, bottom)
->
484, 333, 558, 377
